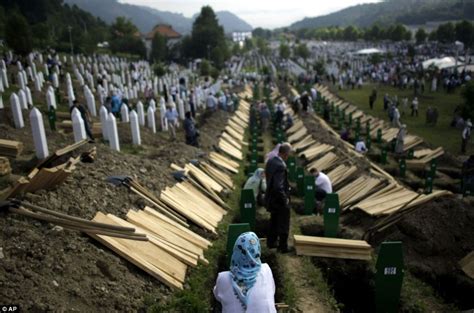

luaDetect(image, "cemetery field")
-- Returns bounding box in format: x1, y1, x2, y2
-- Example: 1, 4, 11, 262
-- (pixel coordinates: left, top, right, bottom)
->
335, 83, 472, 156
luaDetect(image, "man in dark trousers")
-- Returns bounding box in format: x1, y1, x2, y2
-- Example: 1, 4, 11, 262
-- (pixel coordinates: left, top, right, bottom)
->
265, 142, 292, 253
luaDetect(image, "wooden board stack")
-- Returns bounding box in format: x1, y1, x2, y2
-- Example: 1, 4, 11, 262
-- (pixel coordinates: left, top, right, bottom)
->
316, 85, 426, 151
406, 147, 444, 167
327, 164, 358, 187
350, 182, 451, 216
0, 139, 23, 158
337, 176, 385, 208
3, 156, 80, 199
294, 235, 372, 261
0, 157, 11, 176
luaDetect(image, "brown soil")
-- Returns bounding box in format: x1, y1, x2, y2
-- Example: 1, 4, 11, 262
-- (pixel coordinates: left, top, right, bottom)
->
0, 106, 232, 312
373, 196, 474, 309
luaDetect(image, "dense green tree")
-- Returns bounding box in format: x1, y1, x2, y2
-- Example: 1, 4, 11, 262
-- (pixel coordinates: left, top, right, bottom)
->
295, 43, 310, 60
200, 59, 212, 76
150, 32, 167, 62
256, 37, 270, 56
435, 22, 455, 43
190, 6, 228, 68
111, 16, 138, 37
455, 20, 474, 48
279, 43, 291, 59
415, 28, 427, 44
389, 24, 410, 41
461, 81, 474, 119
5, 13, 32, 55
244, 38, 254, 51
232, 42, 240, 55
109, 17, 145, 57
343, 25, 359, 41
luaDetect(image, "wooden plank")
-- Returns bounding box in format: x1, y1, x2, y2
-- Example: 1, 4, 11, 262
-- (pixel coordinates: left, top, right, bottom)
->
294, 235, 371, 249
89, 212, 184, 289
107, 213, 198, 267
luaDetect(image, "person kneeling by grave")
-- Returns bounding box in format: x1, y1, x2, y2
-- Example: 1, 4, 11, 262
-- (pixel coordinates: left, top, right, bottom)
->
310, 168, 332, 211
184, 111, 199, 147
355, 138, 368, 154
244, 168, 267, 206
214, 232, 277, 313
70, 100, 94, 142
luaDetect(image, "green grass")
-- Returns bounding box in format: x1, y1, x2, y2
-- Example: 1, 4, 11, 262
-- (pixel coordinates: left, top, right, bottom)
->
335, 84, 472, 155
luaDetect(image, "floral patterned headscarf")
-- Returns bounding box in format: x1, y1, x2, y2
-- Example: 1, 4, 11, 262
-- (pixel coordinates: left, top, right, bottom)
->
230, 232, 262, 308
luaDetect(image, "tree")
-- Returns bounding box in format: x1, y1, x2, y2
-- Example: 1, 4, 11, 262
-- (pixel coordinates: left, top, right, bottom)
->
415, 28, 427, 44
200, 59, 212, 77
5, 13, 32, 55
256, 37, 270, 56
150, 32, 167, 62
343, 25, 359, 41
190, 6, 228, 68
295, 43, 310, 60
109, 17, 145, 57
279, 43, 290, 59
455, 20, 474, 48
389, 24, 409, 42
232, 42, 240, 55
111, 16, 138, 37
461, 81, 474, 120
435, 22, 455, 44
244, 38, 254, 51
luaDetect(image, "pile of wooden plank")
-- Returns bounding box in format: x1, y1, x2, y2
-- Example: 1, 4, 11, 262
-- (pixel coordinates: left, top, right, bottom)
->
336, 176, 384, 208
327, 164, 358, 187
0, 157, 11, 176
300, 143, 334, 161
160, 178, 227, 234
307, 152, 339, 172
90, 212, 188, 290
200, 161, 234, 190
294, 235, 372, 260
292, 135, 317, 152
288, 126, 308, 143
3, 156, 80, 199
350, 182, 451, 216
0, 139, 23, 158
209, 152, 239, 174
407, 147, 444, 167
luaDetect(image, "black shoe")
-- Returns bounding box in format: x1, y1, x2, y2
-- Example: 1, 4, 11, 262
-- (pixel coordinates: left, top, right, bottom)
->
267, 242, 277, 249
277, 246, 293, 254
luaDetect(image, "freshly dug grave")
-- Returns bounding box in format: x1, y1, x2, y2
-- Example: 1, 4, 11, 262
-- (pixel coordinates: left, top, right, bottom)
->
373, 196, 474, 309
0, 109, 232, 312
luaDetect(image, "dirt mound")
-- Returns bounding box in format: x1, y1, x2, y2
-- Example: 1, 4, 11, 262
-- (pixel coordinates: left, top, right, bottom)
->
0, 109, 231, 311
375, 197, 474, 309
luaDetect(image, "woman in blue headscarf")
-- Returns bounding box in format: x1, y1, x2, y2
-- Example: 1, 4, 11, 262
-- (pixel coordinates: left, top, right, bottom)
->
214, 232, 276, 312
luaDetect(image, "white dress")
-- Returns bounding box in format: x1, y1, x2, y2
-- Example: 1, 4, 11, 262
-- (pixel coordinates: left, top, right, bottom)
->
214, 263, 276, 313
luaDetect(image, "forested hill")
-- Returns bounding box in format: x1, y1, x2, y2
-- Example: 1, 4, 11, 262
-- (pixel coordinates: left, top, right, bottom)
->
289, 0, 474, 30
65, 0, 252, 34
0, 0, 109, 53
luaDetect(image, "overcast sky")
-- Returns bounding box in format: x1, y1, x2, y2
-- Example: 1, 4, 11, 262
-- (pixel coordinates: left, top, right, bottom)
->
119, 0, 382, 29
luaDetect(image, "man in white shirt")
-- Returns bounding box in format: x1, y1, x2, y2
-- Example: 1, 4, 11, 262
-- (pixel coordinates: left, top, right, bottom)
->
355, 138, 368, 154
310, 168, 332, 201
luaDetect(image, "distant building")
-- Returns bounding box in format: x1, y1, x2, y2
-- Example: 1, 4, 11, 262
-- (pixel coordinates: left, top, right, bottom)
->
143, 24, 182, 59
232, 31, 252, 43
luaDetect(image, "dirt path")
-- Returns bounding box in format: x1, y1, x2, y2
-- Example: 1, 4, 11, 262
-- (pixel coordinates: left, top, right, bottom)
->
260, 112, 336, 313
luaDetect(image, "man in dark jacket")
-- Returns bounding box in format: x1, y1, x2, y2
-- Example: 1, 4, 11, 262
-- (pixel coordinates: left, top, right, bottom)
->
265, 142, 292, 253
184, 111, 199, 147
